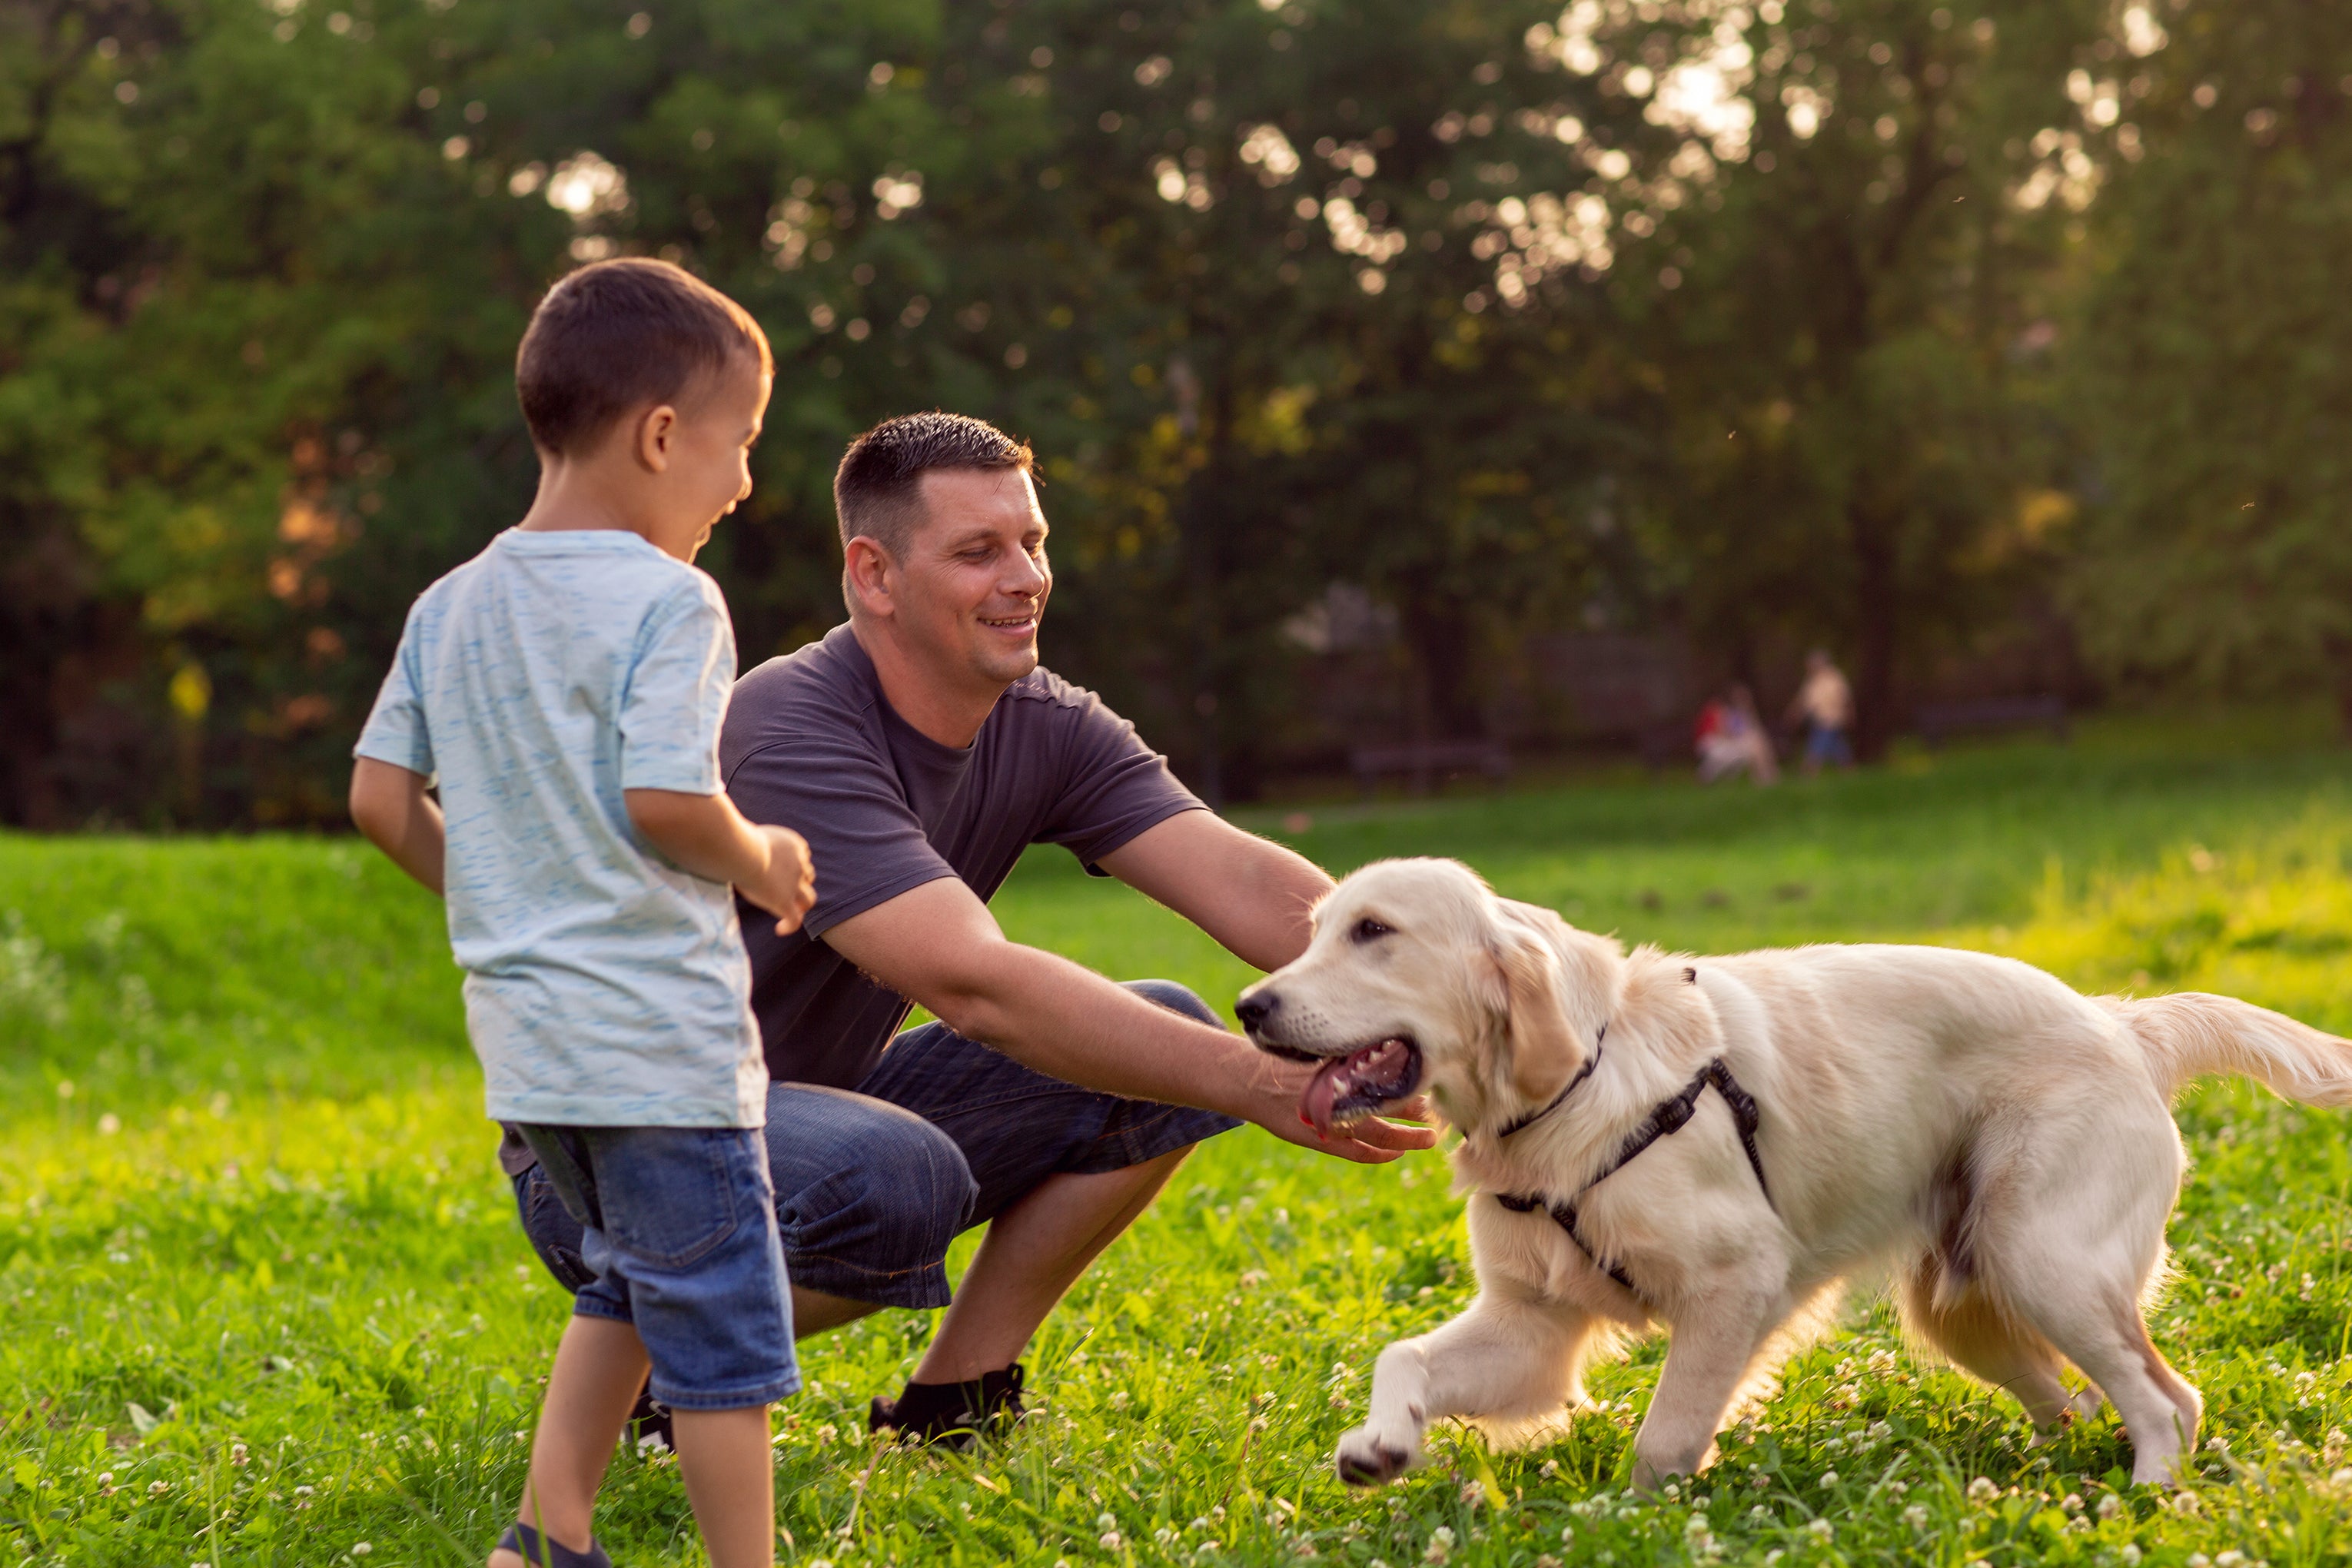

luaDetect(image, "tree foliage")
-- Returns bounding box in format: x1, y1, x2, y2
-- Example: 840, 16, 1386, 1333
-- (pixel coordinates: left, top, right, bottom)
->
1, 0, 2343, 827
2068, 0, 2352, 728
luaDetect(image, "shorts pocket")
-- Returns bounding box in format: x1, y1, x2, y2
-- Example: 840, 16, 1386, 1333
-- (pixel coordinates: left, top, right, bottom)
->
596, 1131, 742, 1272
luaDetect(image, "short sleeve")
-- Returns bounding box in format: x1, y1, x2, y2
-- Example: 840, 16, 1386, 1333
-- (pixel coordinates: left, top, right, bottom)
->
1035, 686, 1207, 869
353, 605, 437, 776
619, 573, 736, 794
726, 725, 957, 937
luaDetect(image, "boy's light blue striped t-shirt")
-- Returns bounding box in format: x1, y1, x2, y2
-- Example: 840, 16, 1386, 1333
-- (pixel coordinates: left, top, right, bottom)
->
354, 528, 766, 1129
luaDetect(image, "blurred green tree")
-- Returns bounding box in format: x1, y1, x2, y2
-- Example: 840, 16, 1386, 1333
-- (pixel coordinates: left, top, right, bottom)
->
1594, 0, 2094, 756
2067, 0, 2352, 733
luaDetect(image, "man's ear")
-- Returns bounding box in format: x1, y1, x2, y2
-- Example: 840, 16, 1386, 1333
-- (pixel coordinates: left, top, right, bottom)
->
842, 536, 897, 618
1488, 925, 1578, 1108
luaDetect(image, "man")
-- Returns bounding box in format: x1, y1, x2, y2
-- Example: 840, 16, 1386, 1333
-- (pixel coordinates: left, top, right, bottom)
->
1786, 649, 1855, 776
510, 412, 1430, 1444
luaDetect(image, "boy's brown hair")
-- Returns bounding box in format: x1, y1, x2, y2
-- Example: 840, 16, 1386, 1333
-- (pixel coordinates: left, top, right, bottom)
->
516, 257, 773, 456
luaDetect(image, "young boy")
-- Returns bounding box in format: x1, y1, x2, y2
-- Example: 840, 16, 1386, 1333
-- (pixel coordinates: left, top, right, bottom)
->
349, 258, 813, 1568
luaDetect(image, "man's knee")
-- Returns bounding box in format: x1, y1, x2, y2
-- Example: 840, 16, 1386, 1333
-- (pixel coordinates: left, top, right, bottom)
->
772, 1094, 977, 1307
1121, 978, 1221, 1029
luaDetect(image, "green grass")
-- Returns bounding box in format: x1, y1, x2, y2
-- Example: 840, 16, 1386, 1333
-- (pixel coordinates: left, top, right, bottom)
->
5, 711, 2352, 1567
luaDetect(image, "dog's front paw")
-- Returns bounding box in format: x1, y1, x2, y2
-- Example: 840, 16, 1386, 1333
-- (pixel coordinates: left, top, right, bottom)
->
1334, 1423, 1418, 1487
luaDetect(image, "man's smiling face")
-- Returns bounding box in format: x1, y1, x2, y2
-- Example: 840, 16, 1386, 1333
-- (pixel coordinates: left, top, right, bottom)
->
897, 465, 1053, 691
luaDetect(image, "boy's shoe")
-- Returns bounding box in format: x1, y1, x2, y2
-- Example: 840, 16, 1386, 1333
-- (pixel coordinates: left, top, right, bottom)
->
495, 1521, 613, 1568
868, 1363, 1026, 1449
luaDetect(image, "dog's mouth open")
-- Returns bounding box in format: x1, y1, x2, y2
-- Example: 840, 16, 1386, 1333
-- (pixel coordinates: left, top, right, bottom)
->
1294, 1038, 1423, 1138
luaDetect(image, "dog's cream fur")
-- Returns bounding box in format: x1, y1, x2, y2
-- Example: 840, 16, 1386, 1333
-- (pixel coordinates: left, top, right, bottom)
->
1237, 858, 2352, 1490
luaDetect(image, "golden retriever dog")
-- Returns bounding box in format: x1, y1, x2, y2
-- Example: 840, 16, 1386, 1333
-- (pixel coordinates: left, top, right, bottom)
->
1233, 859, 2352, 1490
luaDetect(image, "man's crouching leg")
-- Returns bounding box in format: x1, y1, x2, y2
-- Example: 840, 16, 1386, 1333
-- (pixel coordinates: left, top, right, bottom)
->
859, 979, 1241, 1444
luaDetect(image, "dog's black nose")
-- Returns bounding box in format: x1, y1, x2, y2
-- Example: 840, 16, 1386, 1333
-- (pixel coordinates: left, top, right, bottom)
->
1235, 992, 1278, 1031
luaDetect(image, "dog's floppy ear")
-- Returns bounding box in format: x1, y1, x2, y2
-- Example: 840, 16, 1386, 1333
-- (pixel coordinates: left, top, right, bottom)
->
1486, 922, 1579, 1109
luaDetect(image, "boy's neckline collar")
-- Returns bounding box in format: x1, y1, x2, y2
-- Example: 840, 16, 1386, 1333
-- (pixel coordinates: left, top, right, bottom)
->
499, 525, 667, 553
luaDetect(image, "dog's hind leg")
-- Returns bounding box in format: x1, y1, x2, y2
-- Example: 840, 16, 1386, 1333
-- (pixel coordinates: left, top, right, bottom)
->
1899, 1263, 2096, 1434
1336, 1292, 1601, 1487
1970, 1104, 2200, 1485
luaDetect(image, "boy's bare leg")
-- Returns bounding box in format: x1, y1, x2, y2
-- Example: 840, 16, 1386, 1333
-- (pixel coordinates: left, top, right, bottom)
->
490, 1316, 649, 1566
911, 1148, 1188, 1384
673, 1407, 777, 1568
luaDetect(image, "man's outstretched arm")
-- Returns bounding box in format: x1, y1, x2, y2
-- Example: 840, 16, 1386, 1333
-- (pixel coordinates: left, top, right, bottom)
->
1093, 810, 1330, 972
821, 877, 1432, 1164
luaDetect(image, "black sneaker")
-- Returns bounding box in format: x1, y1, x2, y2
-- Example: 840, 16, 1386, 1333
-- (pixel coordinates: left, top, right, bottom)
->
629, 1381, 674, 1455
868, 1363, 1026, 1449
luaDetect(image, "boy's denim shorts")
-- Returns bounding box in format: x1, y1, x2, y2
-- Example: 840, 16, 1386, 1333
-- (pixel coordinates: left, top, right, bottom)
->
515, 1123, 797, 1411
513, 980, 1238, 1314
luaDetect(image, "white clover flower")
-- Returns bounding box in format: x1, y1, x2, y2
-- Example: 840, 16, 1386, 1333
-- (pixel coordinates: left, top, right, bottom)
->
1098, 1532, 1123, 1551
1903, 1504, 1928, 1529
1423, 1523, 1456, 1563
1966, 1476, 1998, 1503
1820, 1471, 1839, 1488
2098, 1494, 2124, 1521
1806, 1518, 1832, 1541
2121, 1548, 2141, 1566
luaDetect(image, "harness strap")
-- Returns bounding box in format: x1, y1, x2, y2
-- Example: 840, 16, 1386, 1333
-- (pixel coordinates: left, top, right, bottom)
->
1493, 1191, 1638, 1292
1495, 1024, 1605, 1141
1493, 1055, 1775, 1299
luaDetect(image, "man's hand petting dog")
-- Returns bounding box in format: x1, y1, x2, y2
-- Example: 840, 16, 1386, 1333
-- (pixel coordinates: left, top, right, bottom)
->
1251, 1057, 1435, 1162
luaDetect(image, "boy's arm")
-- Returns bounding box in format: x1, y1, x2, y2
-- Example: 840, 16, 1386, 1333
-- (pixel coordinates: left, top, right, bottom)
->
349, 758, 447, 895
625, 789, 816, 935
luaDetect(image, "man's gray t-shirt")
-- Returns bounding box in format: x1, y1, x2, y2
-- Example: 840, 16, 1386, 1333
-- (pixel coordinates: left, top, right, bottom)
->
721, 623, 1206, 1089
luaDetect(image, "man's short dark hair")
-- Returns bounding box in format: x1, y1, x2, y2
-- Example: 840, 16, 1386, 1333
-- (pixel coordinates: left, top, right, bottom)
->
516, 257, 773, 457
833, 412, 1036, 562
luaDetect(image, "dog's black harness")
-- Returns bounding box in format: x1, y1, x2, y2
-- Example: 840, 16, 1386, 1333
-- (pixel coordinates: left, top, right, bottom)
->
1490, 982, 1774, 1297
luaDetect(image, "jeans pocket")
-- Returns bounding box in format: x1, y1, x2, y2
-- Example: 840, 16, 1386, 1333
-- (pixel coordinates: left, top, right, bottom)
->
516, 1169, 596, 1293
597, 1131, 742, 1271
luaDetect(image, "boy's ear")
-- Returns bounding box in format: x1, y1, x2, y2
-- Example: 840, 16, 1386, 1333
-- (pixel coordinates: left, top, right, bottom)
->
634, 404, 679, 473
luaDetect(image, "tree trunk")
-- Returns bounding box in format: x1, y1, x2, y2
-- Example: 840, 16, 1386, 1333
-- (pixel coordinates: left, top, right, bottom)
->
2328, 633, 2352, 744
1849, 499, 1899, 762
1401, 597, 1486, 742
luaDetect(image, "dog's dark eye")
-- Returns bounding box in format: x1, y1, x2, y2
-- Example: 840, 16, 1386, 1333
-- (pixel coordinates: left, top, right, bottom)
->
1350, 917, 1393, 944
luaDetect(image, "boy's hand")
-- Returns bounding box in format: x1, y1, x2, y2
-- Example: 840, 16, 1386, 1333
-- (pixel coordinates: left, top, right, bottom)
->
742, 824, 817, 935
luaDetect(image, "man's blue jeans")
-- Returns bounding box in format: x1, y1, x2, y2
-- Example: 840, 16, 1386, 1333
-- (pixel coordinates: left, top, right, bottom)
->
512, 979, 1241, 1309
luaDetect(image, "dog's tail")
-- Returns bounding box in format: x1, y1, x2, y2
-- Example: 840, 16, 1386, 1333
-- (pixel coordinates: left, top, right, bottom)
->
2104, 992, 2352, 1106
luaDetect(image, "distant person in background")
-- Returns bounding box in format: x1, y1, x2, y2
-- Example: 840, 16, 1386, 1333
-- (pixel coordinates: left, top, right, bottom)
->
1787, 649, 1855, 776
1695, 683, 1779, 785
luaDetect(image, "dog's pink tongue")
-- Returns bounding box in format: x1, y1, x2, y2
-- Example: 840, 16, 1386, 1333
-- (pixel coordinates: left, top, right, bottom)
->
1301, 1056, 1350, 1138
1299, 1039, 1409, 1138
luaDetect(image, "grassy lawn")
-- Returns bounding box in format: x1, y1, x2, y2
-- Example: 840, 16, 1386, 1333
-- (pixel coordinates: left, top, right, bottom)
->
4, 712, 2350, 1567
